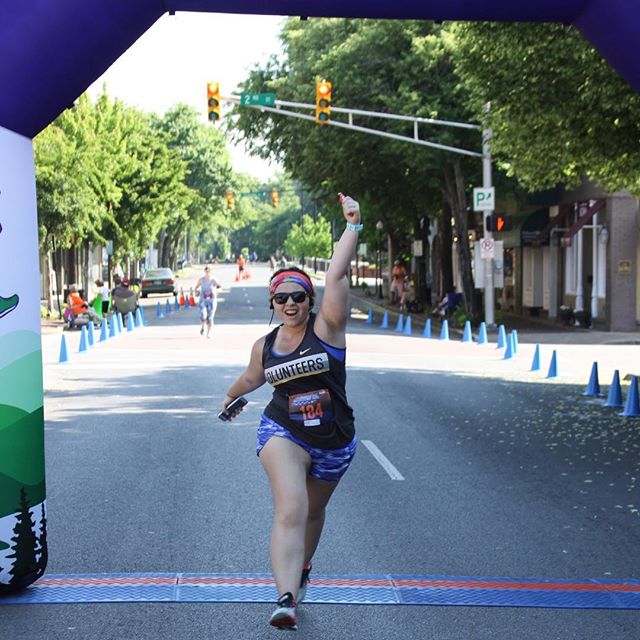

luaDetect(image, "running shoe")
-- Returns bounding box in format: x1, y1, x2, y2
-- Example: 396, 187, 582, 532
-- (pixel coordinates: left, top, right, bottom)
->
297, 562, 312, 603
269, 591, 297, 631
200, 327, 204, 335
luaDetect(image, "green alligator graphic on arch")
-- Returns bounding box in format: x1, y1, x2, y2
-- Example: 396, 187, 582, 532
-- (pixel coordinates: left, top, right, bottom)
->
0, 222, 19, 320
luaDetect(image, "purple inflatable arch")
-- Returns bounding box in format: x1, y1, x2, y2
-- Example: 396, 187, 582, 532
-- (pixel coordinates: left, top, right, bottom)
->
1, 0, 639, 138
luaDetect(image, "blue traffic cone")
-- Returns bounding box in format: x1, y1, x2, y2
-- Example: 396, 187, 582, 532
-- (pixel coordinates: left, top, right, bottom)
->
174, 297, 180, 311
140, 306, 147, 326
366, 308, 373, 324
395, 313, 404, 332
604, 370, 623, 408
127, 312, 135, 332
503, 333, 514, 360
166, 299, 172, 314
423, 318, 431, 338
621, 376, 640, 417
157, 301, 164, 318
87, 321, 95, 347
380, 311, 389, 329
439, 319, 449, 341
530, 344, 541, 371
135, 308, 143, 328
497, 324, 506, 349
58, 335, 69, 363
477, 322, 488, 345
184, 296, 190, 308
109, 317, 116, 338
403, 315, 412, 335
462, 320, 472, 343
546, 350, 558, 378
78, 325, 88, 352
116, 312, 123, 334
512, 330, 519, 354
99, 319, 108, 342
582, 362, 601, 396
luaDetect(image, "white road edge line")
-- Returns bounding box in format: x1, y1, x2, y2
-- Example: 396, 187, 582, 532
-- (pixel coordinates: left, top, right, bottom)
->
361, 439, 405, 481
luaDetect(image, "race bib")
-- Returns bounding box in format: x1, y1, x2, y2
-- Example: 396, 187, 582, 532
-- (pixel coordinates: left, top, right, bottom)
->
288, 389, 333, 427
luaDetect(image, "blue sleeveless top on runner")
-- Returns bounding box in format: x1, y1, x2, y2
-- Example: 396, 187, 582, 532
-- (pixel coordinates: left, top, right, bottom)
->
200, 278, 216, 300
262, 313, 355, 449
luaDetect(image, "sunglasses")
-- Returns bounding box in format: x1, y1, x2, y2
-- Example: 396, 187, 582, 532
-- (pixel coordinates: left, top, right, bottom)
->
272, 291, 309, 305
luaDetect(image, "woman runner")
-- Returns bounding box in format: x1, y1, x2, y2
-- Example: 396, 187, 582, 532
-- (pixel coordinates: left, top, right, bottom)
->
195, 265, 220, 337
220, 193, 362, 630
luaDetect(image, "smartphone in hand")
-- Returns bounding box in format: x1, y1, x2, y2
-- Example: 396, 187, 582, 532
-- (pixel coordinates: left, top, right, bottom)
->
218, 396, 248, 422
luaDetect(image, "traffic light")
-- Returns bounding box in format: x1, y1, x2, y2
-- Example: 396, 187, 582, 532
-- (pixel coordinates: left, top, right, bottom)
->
315, 80, 331, 125
226, 191, 234, 209
270, 189, 279, 208
207, 82, 220, 122
486, 213, 512, 232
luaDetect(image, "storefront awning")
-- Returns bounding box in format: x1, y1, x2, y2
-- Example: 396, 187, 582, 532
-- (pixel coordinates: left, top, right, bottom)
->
520, 208, 551, 247
560, 199, 605, 247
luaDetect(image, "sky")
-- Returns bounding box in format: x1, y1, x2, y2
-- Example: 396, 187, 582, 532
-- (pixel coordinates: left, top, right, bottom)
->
87, 12, 286, 181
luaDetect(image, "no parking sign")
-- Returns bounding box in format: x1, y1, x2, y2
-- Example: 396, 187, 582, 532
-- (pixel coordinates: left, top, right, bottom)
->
480, 237, 495, 259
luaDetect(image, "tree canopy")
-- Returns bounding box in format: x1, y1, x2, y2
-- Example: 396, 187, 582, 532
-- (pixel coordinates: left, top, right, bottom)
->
452, 22, 640, 195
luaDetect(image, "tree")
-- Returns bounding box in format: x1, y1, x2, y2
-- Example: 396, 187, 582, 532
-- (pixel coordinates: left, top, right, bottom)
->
284, 214, 332, 262
6, 487, 38, 589
36, 503, 48, 578
92, 94, 191, 264
229, 18, 480, 271
153, 105, 234, 267
452, 22, 640, 195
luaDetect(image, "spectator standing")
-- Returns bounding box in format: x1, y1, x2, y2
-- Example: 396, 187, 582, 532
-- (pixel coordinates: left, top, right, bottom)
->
390, 260, 408, 307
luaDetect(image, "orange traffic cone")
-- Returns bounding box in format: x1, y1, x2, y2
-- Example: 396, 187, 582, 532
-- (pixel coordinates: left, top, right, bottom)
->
189, 287, 195, 306
179, 288, 185, 306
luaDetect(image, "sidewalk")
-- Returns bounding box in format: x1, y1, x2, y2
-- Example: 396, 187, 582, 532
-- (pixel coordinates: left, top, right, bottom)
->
346, 286, 640, 346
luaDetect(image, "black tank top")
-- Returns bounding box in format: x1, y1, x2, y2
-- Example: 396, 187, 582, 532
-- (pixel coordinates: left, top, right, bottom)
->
262, 314, 355, 449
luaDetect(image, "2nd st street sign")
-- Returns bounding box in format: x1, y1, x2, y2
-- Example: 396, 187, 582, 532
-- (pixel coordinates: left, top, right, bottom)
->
240, 92, 276, 107
473, 187, 495, 211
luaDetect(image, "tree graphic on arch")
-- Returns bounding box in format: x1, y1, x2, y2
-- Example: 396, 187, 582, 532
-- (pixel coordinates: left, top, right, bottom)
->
36, 502, 48, 577
6, 487, 38, 588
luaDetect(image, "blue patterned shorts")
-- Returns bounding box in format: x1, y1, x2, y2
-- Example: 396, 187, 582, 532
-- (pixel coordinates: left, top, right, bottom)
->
256, 414, 356, 483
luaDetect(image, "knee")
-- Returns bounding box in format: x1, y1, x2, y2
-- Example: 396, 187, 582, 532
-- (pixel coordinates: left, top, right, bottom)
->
275, 500, 307, 529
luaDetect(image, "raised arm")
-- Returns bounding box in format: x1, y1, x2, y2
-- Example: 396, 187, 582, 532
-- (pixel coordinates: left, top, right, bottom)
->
315, 194, 361, 346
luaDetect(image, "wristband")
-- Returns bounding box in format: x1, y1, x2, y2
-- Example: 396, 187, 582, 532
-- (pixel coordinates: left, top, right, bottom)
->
346, 222, 363, 232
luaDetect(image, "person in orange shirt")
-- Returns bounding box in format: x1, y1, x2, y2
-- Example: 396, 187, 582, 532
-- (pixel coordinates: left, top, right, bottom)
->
236, 254, 246, 279
67, 285, 100, 324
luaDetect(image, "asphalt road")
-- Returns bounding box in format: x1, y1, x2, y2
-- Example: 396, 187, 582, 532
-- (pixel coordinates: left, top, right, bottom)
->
4, 264, 640, 639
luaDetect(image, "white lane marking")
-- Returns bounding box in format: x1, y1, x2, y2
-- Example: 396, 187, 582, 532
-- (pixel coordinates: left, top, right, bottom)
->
361, 440, 405, 481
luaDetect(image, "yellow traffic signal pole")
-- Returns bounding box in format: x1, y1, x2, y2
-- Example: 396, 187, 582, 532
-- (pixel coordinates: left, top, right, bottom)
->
224, 93, 496, 326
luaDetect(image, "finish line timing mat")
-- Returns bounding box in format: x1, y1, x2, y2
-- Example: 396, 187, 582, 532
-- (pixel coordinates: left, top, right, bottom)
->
2, 573, 640, 609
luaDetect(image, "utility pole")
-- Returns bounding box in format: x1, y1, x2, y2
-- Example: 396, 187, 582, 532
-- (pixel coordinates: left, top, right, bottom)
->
482, 116, 495, 327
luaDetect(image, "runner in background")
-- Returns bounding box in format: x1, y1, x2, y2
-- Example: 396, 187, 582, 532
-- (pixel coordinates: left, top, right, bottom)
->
195, 265, 220, 338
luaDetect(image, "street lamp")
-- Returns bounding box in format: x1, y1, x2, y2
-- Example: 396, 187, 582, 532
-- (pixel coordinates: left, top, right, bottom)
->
376, 220, 384, 299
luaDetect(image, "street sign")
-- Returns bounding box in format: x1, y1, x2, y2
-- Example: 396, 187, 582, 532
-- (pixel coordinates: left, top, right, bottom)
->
412, 240, 423, 257
480, 237, 495, 259
473, 187, 495, 211
240, 92, 276, 107
474, 240, 504, 288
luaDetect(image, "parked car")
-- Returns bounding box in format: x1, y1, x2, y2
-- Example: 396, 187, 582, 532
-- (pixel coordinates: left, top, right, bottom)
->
140, 268, 176, 298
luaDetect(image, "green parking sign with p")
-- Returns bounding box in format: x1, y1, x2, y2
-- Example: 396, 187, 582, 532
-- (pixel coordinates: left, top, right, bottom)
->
473, 187, 495, 211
